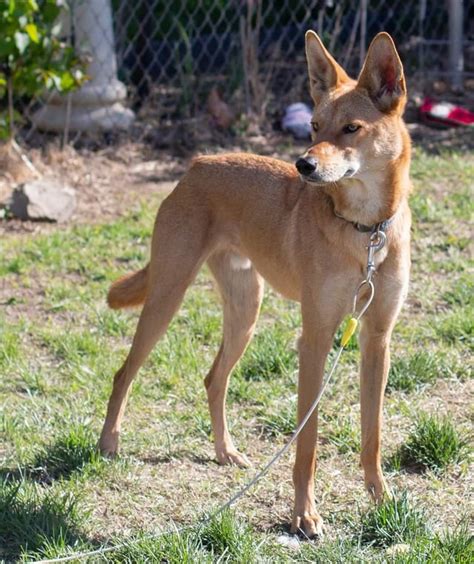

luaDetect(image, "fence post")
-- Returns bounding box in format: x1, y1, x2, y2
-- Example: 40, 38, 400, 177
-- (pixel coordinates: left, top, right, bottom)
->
33, 0, 135, 133
448, 0, 464, 91
359, 0, 367, 68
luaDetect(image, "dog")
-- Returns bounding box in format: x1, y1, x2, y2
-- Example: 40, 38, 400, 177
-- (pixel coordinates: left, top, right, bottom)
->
99, 31, 411, 537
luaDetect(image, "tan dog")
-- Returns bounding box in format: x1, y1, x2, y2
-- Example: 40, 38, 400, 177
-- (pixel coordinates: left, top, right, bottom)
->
99, 31, 411, 537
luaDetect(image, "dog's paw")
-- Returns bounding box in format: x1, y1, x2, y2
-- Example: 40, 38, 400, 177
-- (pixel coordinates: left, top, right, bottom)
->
216, 448, 251, 468
365, 472, 387, 503
290, 511, 324, 539
98, 432, 119, 458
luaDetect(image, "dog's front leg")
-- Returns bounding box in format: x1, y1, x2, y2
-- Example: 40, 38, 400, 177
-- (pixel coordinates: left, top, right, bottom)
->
291, 315, 340, 538
358, 324, 392, 501
359, 262, 409, 501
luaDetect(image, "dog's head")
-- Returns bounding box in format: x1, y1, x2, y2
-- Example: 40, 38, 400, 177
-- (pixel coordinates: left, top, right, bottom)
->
296, 31, 408, 186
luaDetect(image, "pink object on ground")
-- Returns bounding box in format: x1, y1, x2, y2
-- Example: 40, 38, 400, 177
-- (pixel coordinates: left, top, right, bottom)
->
419, 97, 474, 127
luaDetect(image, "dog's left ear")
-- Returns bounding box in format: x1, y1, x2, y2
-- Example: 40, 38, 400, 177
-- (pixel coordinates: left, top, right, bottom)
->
357, 32, 406, 114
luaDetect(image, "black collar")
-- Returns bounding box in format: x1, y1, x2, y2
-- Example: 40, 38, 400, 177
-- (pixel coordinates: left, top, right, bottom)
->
334, 210, 396, 233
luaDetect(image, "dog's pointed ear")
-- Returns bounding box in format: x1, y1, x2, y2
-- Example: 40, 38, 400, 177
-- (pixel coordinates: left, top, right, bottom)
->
357, 32, 406, 113
305, 30, 350, 102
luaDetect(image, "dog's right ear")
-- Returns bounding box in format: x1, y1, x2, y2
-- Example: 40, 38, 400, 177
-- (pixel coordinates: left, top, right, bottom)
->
305, 30, 350, 102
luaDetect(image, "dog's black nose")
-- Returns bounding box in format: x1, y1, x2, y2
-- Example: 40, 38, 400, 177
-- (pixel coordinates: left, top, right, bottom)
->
295, 156, 317, 176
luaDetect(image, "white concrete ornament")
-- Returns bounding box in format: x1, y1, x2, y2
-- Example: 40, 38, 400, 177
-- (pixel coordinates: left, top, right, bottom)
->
33, 0, 134, 132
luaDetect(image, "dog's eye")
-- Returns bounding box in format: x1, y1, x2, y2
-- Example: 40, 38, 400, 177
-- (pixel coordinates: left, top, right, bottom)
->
343, 123, 361, 134
311, 122, 319, 133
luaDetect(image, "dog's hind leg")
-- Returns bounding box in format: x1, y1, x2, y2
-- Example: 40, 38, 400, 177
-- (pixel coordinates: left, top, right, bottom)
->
99, 194, 213, 456
205, 251, 264, 467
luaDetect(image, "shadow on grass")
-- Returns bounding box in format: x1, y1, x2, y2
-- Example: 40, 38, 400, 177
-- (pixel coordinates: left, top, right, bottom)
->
383, 452, 425, 475
0, 427, 105, 559
1, 425, 103, 486
140, 451, 214, 466
0, 478, 93, 562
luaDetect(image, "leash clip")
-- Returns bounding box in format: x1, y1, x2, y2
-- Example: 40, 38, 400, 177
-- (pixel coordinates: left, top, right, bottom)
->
351, 226, 387, 322
366, 228, 386, 283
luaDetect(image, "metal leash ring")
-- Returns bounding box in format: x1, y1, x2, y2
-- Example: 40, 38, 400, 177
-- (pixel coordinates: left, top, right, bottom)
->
369, 229, 387, 251
352, 278, 375, 320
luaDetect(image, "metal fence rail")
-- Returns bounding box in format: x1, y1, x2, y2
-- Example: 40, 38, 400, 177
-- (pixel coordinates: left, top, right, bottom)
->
12, 0, 474, 143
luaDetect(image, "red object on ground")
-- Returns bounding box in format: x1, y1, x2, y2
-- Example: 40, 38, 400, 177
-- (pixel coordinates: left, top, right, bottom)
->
419, 97, 474, 127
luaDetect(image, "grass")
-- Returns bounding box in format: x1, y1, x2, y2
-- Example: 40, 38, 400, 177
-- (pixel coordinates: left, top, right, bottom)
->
434, 307, 474, 351
387, 350, 454, 393
30, 424, 104, 482
396, 414, 471, 474
199, 510, 258, 562
0, 148, 472, 561
0, 479, 88, 562
235, 326, 298, 382
325, 414, 360, 454
358, 491, 428, 548
109, 532, 213, 563
357, 493, 473, 561
258, 394, 296, 436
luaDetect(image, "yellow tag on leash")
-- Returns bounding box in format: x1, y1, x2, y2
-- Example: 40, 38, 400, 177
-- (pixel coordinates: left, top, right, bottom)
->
341, 317, 358, 347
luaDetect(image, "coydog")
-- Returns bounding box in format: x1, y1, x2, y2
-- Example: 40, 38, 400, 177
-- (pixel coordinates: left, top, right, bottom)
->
99, 31, 411, 537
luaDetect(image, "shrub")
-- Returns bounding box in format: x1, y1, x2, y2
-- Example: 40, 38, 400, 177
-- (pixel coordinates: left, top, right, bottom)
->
0, 0, 85, 138
398, 414, 470, 474
359, 492, 427, 548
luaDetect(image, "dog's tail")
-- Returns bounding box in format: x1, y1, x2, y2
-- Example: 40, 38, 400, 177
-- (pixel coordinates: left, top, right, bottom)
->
107, 264, 149, 309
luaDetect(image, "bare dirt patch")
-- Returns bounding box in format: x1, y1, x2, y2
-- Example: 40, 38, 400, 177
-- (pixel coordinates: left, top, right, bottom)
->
0, 131, 310, 239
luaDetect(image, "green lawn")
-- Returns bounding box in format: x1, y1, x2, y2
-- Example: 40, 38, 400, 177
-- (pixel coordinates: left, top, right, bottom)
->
0, 148, 472, 562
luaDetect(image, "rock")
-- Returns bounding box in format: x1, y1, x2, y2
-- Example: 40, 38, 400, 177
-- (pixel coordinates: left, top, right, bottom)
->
10, 179, 76, 222
385, 543, 411, 556
276, 534, 301, 551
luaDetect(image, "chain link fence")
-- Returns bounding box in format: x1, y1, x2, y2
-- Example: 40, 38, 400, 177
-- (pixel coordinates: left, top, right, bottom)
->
13, 0, 474, 145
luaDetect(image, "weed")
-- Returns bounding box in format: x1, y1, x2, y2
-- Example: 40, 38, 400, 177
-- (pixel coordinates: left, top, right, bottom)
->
434, 307, 474, 351
432, 523, 474, 563
387, 351, 453, 393
326, 415, 360, 454
0, 479, 87, 561
259, 396, 296, 436
0, 322, 21, 370
236, 327, 297, 381
108, 530, 211, 563
199, 510, 258, 562
358, 491, 427, 548
442, 273, 474, 308
397, 414, 470, 473
31, 424, 102, 482
387, 522, 473, 563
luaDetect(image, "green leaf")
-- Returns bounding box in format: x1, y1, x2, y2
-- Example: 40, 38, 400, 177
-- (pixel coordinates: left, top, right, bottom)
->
25, 23, 39, 43
0, 36, 15, 58
42, 2, 61, 24
14, 31, 29, 54
59, 71, 74, 91
8, 0, 15, 15
28, 0, 39, 11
